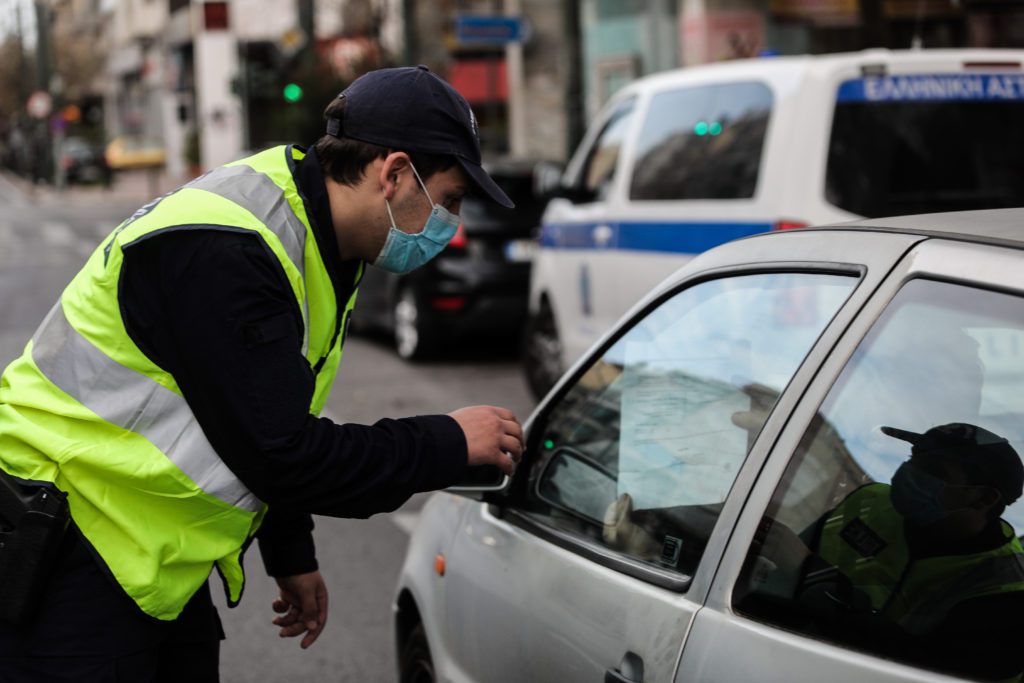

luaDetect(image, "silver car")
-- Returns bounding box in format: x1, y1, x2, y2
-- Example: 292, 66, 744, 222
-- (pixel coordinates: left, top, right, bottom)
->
395, 208, 1024, 683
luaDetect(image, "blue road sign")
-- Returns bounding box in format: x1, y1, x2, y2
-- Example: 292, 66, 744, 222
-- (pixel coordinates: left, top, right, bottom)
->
455, 15, 523, 45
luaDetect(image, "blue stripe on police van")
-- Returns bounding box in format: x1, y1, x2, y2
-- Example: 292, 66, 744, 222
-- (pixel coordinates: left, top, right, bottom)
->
837, 74, 1024, 103
539, 221, 773, 254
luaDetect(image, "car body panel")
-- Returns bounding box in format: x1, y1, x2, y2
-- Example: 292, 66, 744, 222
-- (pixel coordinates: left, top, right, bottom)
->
676, 234, 1024, 682
397, 222, 940, 682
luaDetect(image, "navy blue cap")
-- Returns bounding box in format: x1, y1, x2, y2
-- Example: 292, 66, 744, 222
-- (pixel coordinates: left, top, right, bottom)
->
326, 65, 514, 208
882, 423, 1024, 504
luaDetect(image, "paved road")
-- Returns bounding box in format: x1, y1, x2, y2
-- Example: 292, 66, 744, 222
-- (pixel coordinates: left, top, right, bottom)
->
0, 174, 536, 682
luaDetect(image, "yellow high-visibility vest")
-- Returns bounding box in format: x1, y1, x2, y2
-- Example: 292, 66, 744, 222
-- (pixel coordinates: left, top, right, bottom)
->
0, 145, 361, 620
818, 483, 1024, 635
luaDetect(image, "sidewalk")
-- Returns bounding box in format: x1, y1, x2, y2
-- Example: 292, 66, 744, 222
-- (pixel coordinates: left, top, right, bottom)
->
1, 168, 187, 209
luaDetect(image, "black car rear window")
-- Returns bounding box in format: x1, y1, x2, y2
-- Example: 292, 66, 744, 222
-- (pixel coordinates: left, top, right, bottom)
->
826, 74, 1024, 218
461, 171, 547, 233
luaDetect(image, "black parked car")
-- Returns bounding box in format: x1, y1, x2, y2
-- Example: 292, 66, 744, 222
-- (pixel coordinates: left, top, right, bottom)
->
60, 137, 111, 186
351, 159, 547, 359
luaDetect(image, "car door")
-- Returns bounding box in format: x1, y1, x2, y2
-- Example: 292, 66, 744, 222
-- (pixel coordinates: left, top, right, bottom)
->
677, 237, 1024, 682
442, 229, 918, 683
537, 96, 638, 366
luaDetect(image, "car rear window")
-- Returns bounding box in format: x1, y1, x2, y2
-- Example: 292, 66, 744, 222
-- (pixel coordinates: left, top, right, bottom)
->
460, 170, 548, 236
825, 74, 1024, 218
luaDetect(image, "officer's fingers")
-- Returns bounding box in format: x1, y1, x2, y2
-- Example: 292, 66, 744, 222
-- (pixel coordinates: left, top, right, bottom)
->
488, 406, 518, 422
272, 597, 291, 614
300, 583, 328, 649
501, 418, 524, 448
485, 448, 516, 476
278, 621, 307, 638
272, 604, 301, 627
500, 435, 523, 462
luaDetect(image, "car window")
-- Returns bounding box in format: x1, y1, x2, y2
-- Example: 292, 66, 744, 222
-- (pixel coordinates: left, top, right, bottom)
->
736, 279, 1024, 682
629, 82, 772, 201
825, 75, 1024, 217
522, 272, 856, 580
574, 98, 637, 202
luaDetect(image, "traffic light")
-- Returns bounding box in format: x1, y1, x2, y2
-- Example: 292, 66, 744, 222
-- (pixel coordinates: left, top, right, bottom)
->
283, 83, 303, 103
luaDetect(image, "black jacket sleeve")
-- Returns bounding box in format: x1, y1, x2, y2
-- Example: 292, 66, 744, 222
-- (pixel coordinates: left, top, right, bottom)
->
119, 229, 468, 573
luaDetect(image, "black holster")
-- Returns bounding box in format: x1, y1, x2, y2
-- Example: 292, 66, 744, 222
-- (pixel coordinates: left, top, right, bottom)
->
0, 469, 69, 626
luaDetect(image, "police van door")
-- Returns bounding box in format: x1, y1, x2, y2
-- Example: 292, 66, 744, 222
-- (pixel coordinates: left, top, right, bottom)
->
536, 96, 638, 369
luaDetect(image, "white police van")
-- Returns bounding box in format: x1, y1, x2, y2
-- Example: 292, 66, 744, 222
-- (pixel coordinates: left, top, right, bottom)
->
524, 49, 1024, 398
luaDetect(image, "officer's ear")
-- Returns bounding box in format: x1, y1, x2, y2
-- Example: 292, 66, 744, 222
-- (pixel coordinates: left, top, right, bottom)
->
379, 152, 412, 200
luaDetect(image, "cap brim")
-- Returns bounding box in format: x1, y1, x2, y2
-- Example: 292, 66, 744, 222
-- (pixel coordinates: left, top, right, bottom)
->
880, 425, 923, 445
458, 158, 515, 209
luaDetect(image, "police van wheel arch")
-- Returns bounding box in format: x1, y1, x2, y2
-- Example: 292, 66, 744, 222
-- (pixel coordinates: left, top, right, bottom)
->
522, 295, 563, 400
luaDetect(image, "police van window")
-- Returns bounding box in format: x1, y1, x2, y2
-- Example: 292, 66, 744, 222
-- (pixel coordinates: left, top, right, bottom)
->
825, 75, 1024, 217
575, 99, 637, 202
523, 272, 855, 580
735, 279, 1024, 682
629, 82, 773, 201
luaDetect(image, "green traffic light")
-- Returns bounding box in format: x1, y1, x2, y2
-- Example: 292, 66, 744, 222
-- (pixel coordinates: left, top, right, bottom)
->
283, 83, 304, 103
694, 121, 709, 136
544, 439, 555, 450
709, 121, 723, 136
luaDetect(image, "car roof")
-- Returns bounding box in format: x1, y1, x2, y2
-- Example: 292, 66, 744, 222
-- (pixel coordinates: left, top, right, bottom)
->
808, 208, 1024, 249
619, 48, 1024, 96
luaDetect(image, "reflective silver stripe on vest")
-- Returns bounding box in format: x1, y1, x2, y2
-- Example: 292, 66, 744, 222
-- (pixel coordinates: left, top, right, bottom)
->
32, 303, 263, 513
187, 163, 312, 354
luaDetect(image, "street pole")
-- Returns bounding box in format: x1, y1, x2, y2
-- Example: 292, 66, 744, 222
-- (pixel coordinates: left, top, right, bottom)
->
505, 0, 527, 157
562, 0, 584, 158
33, 0, 57, 188
402, 0, 417, 65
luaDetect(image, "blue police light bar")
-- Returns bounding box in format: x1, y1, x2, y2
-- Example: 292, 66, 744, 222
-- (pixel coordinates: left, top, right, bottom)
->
455, 15, 523, 45
838, 74, 1024, 102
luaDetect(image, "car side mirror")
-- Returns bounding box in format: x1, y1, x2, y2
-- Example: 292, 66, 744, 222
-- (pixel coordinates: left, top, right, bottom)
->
447, 465, 508, 496
536, 447, 617, 523
533, 160, 567, 201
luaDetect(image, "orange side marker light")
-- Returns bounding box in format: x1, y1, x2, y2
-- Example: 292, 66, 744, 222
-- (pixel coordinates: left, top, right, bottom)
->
434, 553, 446, 577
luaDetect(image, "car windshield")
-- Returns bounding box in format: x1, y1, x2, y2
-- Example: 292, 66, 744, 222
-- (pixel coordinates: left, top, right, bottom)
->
825, 74, 1024, 217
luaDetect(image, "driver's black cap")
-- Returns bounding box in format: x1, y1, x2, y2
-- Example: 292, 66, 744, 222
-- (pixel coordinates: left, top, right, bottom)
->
325, 65, 514, 208
881, 422, 1024, 504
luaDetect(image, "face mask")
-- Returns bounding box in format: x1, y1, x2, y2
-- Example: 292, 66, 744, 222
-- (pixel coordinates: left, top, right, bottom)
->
890, 462, 951, 527
374, 162, 460, 274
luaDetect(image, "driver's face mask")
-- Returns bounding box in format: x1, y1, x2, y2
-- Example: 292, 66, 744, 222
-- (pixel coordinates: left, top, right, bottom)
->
374, 162, 460, 275
890, 461, 954, 526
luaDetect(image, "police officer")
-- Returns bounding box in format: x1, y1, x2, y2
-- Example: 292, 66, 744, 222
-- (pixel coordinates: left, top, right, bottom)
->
791, 422, 1024, 679
0, 66, 523, 681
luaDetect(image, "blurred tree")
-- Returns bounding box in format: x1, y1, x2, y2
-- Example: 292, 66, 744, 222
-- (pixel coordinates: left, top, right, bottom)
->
53, 24, 106, 106
0, 36, 31, 121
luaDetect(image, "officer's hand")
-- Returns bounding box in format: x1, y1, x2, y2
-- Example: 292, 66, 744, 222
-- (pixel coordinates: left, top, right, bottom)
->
272, 570, 328, 649
448, 405, 524, 476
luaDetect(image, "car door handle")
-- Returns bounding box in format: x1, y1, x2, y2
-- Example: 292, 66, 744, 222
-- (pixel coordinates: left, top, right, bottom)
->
592, 224, 614, 247
605, 651, 644, 683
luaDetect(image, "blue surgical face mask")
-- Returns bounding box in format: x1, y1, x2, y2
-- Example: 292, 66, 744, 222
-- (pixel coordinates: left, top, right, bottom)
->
890, 462, 951, 527
374, 162, 460, 275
